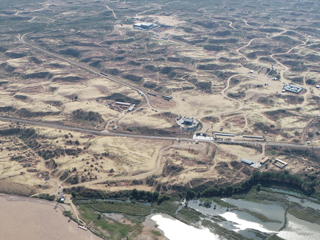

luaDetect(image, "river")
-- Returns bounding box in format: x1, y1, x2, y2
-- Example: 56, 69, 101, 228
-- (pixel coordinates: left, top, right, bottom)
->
151, 191, 320, 240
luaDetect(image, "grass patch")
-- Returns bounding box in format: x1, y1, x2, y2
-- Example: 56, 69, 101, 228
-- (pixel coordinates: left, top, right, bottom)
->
231, 188, 286, 204
33, 193, 55, 201
79, 206, 137, 240
202, 220, 248, 240
151, 229, 162, 236
79, 201, 152, 216
153, 200, 180, 216
212, 197, 237, 208
176, 207, 203, 224
287, 202, 320, 224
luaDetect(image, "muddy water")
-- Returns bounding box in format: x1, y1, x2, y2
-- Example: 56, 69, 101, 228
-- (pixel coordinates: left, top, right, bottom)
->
181, 196, 320, 240
222, 198, 285, 225
278, 213, 320, 240
286, 195, 320, 211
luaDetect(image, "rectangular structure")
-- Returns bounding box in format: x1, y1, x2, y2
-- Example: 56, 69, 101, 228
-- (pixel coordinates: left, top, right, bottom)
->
133, 23, 159, 30
273, 159, 287, 169
162, 95, 172, 101
260, 157, 269, 165
183, 118, 194, 126
148, 92, 157, 97
128, 104, 135, 111
242, 135, 264, 139
214, 133, 235, 137
284, 84, 303, 94
116, 102, 131, 106
241, 158, 254, 165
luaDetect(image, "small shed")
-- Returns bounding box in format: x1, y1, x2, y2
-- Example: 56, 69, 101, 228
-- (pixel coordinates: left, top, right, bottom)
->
116, 102, 131, 106
241, 158, 254, 165
260, 157, 269, 165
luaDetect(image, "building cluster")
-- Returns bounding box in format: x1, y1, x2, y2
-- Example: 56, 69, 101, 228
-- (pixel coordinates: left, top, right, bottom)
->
176, 116, 198, 131
107, 101, 135, 113
115, 101, 135, 112
133, 21, 173, 31
193, 132, 213, 141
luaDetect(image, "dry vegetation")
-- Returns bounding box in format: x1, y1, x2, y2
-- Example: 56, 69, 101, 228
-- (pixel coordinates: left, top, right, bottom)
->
0, 0, 319, 139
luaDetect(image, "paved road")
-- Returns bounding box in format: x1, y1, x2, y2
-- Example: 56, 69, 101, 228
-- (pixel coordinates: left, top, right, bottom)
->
1, 115, 319, 149
20, 33, 154, 109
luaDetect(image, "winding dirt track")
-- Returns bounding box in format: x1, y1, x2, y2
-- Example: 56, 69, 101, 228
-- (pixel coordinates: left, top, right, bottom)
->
12, 19, 318, 187
19, 33, 154, 109
199, 25, 312, 129
105, 4, 117, 19
198, 74, 244, 119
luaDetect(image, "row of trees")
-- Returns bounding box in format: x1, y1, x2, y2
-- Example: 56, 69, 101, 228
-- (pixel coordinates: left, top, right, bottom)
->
198, 171, 317, 198
68, 170, 318, 205
69, 187, 165, 204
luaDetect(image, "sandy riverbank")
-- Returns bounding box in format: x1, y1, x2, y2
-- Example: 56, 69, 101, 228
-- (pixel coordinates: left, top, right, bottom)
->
0, 194, 100, 240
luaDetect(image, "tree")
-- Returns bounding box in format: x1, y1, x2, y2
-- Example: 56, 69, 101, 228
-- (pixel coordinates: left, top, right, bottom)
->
97, 213, 101, 220
71, 192, 77, 198
157, 194, 170, 204
152, 191, 159, 202
186, 190, 196, 200
257, 184, 261, 192
132, 189, 138, 199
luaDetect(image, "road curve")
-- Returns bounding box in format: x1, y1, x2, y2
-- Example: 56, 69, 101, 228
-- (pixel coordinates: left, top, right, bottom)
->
19, 33, 154, 109
198, 74, 244, 119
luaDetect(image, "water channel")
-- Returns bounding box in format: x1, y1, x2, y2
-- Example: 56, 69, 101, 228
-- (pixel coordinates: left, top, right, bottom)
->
151, 191, 320, 240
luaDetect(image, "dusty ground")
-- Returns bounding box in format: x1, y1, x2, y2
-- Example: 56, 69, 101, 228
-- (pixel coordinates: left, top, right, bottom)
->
0, 0, 319, 142
0, 194, 100, 240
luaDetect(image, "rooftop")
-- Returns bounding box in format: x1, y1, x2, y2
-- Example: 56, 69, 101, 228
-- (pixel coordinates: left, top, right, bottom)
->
133, 23, 159, 30
284, 84, 303, 93
241, 158, 254, 165
183, 118, 193, 123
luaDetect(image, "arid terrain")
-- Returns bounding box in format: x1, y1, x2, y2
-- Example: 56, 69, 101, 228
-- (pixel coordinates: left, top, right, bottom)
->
1, 0, 320, 239
0, 194, 101, 240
